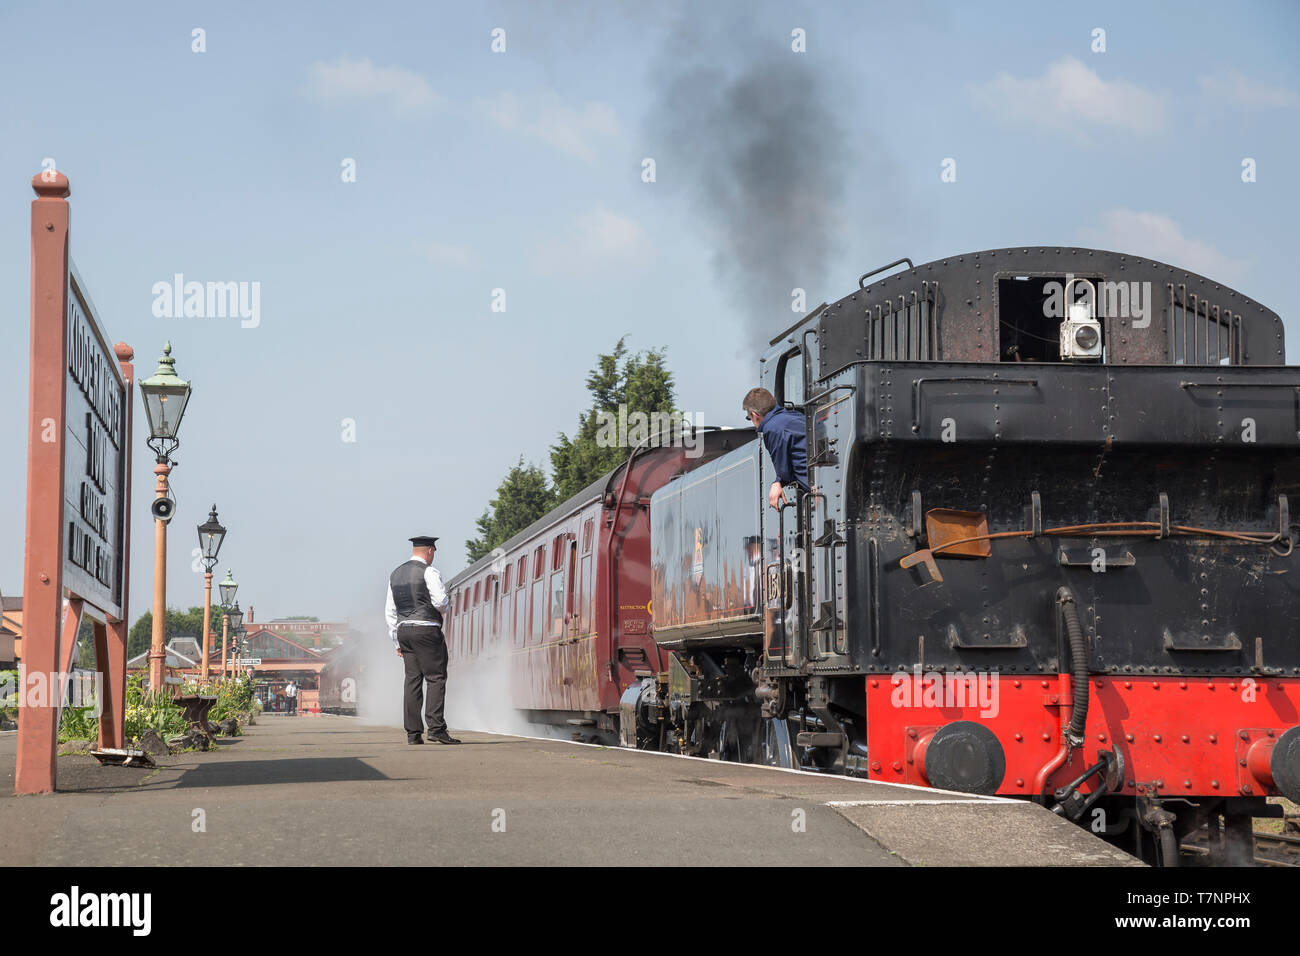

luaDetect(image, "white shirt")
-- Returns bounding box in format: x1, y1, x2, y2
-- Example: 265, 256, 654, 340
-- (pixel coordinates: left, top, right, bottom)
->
285, 682, 296, 698
384, 555, 450, 648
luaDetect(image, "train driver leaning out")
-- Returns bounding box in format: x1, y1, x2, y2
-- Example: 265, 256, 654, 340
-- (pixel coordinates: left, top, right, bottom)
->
742, 387, 810, 510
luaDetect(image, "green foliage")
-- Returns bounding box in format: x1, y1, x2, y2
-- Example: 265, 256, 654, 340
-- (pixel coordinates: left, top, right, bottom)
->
0, 669, 17, 722
74, 615, 96, 668
466, 340, 679, 563
549, 337, 678, 501
58, 703, 98, 743
123, 674, 186, 741
208, 675, 256, 726
128, 606, 221, 659
465, 458, 556, 562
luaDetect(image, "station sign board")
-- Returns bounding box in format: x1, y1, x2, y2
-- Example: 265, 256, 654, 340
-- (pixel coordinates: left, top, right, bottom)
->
63, 264, 128, 620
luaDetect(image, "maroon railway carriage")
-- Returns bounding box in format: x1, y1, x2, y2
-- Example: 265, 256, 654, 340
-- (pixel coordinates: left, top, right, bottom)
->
444, 430, 752, 737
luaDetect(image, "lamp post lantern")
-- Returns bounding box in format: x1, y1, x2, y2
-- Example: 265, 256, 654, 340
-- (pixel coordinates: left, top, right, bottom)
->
139, 343, 191, 694
226, 601, 244, 676
197, 505, 226, 680
218, 569, 237, 679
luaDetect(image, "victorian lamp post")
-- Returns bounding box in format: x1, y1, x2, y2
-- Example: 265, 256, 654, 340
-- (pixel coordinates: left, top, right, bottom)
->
139, 342, 191, 694
219, 570, 237, 678
226, 600, 244, 678
197, 506, 227, 681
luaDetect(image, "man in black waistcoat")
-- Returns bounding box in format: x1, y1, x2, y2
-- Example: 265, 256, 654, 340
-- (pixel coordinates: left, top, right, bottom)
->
384, 535, 460, 744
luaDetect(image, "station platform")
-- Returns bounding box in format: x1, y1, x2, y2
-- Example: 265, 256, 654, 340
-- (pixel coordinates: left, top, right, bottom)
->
0, 717, 1140, 866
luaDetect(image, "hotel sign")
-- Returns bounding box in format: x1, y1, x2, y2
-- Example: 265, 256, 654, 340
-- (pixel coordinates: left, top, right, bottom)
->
63, 265, 127, 619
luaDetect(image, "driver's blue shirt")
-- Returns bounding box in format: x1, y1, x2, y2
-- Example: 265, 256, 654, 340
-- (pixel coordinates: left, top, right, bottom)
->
759, 406, 810, 492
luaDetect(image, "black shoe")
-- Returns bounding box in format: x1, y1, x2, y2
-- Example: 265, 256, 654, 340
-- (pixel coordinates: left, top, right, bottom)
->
427, 731, 461, 745
407, 737, 425, 745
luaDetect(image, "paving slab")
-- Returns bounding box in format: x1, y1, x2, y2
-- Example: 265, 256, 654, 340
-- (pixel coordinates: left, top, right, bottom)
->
0, 718, 1136, 866
830, 801, 1142, 866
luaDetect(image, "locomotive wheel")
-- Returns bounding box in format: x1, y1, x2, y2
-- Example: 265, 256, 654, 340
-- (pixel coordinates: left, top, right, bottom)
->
759, 717, 797, 769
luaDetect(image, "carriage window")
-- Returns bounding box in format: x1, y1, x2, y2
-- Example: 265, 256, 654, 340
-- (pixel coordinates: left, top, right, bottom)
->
777, 349, 804, 406
530, 575, 545, 642
549, 567, 566, 638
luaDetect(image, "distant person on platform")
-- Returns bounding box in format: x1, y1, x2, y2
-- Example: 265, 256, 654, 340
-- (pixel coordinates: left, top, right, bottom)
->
285, 680, 297, 715
742, 387, 810, 509
384, 535, 460, 745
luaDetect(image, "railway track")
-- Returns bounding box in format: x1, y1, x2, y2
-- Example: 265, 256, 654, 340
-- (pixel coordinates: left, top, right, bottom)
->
1180, 826, 1300, 866
1252, 830, 1300, 867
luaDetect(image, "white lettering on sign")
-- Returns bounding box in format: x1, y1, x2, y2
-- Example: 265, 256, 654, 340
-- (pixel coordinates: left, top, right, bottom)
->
63, 273, 126, 612
67, 300, 122, 448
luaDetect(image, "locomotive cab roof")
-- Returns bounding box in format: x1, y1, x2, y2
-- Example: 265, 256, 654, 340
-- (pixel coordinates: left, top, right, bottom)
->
763, 246, 1286, 382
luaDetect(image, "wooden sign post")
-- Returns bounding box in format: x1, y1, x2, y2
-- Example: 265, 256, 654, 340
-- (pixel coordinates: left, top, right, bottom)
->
16, 171, 134, 795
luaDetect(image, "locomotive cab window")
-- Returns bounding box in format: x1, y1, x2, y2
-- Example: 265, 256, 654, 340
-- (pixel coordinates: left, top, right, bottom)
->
997, 275, 1104, 363
776, 348, 804, 407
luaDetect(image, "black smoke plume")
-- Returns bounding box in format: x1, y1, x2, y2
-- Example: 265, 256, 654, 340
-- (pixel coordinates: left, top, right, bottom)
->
646, 19, 851, 344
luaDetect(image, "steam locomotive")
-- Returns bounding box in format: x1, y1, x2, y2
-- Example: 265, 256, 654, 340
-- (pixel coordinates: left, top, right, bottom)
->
445, 246, 1300, 865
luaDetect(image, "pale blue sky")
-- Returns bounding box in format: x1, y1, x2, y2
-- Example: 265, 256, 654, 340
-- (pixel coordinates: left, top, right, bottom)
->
2, 0, 1297, 637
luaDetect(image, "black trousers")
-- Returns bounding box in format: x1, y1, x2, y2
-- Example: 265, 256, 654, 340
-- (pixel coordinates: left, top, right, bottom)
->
397, 623, 448, 738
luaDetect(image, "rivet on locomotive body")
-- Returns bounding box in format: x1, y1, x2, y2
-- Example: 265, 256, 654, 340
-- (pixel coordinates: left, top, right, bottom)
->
1014, 732, 1023, 741
1041, 733, 1050, 741
1016, 779, 1024, 788
1154, 734, 1162, 743
892, 761, 902, 772
1209, 734, 1217, 743
1212, 780, 1220, 789
1239, 730, 1249, 740
1098, 734, 1106, 742
1126, 733, 1135, 742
